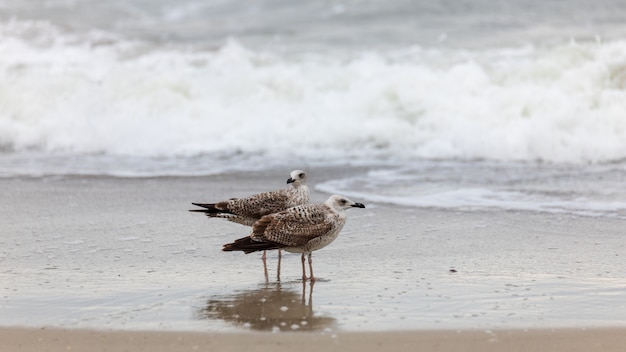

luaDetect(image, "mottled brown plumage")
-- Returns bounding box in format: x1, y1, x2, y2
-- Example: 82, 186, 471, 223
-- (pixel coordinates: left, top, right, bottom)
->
223, 195, 366, 281
190, 170, 309, 226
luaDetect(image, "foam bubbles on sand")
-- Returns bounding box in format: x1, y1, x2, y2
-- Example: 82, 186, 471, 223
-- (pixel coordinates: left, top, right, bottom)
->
316, 161, 626, 218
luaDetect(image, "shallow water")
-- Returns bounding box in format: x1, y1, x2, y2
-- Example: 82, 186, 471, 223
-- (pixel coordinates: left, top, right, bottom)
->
1, 174, 624, 332
317, 160, 626, 218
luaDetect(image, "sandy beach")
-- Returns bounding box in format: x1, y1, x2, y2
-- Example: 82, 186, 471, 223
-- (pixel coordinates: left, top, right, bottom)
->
2, 327, 626, 352
1, 169, 625, 350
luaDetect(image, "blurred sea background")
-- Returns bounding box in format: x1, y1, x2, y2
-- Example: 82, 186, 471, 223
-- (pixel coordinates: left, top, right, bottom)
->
2, 0, 626, 217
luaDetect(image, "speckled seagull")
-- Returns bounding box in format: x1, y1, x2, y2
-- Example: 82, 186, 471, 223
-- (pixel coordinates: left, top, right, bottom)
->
190, 170, 310, 260
222, 195, 365, 282
190, 169, 309, 225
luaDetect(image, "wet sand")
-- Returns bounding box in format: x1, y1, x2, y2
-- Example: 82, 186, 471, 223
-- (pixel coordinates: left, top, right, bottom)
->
1, 169, 625, 338
2, 327, 626, 352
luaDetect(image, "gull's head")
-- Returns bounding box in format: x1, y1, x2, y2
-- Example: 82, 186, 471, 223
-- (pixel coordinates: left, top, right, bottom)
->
325, 195, 366, 211
286, 169, 307, 186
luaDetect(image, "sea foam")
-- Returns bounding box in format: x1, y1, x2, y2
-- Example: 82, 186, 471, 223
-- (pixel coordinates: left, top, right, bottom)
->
1, 20, 626, 163
315, 162, 626, 217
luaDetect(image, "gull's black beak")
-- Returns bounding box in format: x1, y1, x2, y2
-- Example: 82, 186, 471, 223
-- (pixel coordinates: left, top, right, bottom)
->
352, 202, 366, 208
287, 177, 295, 184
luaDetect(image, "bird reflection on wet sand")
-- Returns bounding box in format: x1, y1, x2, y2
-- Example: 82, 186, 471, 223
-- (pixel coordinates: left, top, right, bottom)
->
195, 281, 335, 332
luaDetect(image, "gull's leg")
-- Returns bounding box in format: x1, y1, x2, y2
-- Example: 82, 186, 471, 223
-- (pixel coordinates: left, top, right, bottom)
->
262, 250, 267, 260
262, 253, 268, 283
276, 249, 282, 282
301, 253, 307, 281
308, 253, 315, 283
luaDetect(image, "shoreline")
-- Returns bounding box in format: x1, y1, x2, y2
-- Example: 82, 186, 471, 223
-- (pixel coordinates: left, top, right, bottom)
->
2, 173, 625, 332
2, 327, 626, 352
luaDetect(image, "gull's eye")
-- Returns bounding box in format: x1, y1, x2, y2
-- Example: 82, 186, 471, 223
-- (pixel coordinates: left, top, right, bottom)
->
339, 199, 347, 205
299, 173, 305, 178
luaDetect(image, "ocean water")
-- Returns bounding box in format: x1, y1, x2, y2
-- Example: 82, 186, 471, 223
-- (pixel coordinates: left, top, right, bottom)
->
1, 1, 626, 211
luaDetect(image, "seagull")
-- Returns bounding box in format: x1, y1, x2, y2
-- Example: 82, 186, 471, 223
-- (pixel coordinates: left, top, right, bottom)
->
222, 195, 365, 282
190, 170, 309, 227
190, 170, 310, 279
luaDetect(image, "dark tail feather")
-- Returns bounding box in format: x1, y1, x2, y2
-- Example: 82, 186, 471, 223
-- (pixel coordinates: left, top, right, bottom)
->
222, 236, 283, 254
189, 202, 232, 214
